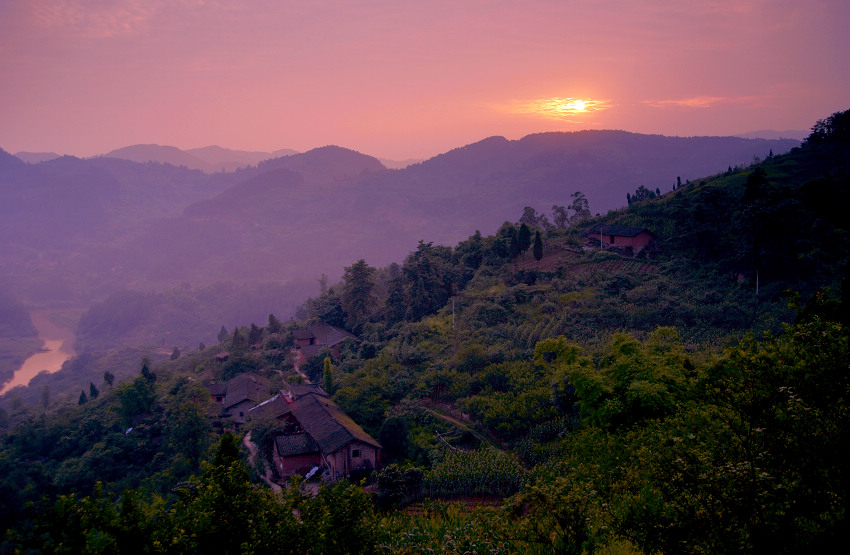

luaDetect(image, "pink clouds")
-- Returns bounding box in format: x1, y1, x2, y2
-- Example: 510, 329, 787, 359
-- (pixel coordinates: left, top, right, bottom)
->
0, 1, 847, 159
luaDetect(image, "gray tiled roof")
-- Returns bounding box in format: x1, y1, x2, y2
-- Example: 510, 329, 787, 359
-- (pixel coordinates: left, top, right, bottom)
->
222, 372, 270, 410
248, 394, 292, 420
292, 394, 381, 454
308, 322, 358, 348
274, 433, 320, 457
286, 382, 329, 400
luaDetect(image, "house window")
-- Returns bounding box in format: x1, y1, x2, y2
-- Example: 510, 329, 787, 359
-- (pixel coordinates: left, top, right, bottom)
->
609, 235, 615, 244
352, 449, 361, 458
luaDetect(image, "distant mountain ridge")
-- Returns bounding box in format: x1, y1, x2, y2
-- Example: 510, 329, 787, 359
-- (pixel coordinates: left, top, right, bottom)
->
734, 129, 809, 141
102, 144, 299, 173
0, 131, 800, 306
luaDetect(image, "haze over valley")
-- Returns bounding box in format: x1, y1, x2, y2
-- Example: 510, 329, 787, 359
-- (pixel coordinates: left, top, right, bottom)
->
0, 131, 799, 389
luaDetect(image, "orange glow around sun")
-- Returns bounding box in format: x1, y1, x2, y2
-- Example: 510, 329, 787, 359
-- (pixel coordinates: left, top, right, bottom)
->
503, 96, 611, 120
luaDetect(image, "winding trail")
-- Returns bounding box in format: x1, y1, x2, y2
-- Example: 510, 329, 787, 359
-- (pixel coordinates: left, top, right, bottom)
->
422, 406, 504, 452
243, 431, 282, 493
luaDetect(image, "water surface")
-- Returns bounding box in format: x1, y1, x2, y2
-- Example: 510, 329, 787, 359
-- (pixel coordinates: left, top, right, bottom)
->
0, 310, 76, 394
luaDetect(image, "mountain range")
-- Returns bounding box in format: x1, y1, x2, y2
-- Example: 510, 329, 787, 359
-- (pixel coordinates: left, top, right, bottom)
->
1, 130, 799, 311
13, 145, 419, 172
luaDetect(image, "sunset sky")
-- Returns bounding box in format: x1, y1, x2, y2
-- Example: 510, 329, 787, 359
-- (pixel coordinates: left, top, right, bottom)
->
1, 0, 848, 160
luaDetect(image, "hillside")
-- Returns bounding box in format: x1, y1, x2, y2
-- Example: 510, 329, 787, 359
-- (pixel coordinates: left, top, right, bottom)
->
0, 112, 847, 553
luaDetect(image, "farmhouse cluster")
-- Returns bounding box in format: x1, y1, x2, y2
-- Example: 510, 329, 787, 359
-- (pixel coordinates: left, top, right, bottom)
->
206, 323, 380, 483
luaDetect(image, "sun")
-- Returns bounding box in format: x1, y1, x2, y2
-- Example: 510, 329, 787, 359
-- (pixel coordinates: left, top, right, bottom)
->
563, 99, 587, 112
503, 96, 610, 120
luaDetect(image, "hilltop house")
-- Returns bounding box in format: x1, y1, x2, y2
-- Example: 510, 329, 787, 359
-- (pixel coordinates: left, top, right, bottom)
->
586, 224, 656, 256
291, 322, 358, 364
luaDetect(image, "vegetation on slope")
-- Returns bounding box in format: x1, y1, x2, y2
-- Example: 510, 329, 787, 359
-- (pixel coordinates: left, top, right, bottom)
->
0, 110, 848, 553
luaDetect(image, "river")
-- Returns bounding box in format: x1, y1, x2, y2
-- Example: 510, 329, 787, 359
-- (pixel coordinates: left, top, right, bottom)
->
0, 310, 77, 394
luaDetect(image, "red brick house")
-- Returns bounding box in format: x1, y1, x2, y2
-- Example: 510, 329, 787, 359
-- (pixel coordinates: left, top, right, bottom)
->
586, 224, 655, 256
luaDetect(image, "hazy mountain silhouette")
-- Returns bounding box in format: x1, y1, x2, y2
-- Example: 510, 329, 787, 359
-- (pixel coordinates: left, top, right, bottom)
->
103, 144, 210, 170
104, 144, 299, 173
13, 151, 61, 164
0, 148, 25, 171
0, 131, 799, 307
185, 145, 299, 172
735, 129, 809, 141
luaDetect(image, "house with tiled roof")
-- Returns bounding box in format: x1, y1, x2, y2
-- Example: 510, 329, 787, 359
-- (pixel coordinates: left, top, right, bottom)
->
291, 322, 359, 363
273, 433, 321, 477
586, 224, 656, 256
269, 392, 381, 480
206, 372, 271, 424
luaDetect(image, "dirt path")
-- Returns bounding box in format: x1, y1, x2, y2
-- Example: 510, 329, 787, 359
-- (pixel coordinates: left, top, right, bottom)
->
422, 406, 504, 452
243, 431, 281, 493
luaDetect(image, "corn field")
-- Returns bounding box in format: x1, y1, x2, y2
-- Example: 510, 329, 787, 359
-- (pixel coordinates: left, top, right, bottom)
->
423, 448, 525, 498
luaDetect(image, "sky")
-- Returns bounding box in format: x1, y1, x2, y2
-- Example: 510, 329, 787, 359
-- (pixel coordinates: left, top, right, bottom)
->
1, 0, 848, 160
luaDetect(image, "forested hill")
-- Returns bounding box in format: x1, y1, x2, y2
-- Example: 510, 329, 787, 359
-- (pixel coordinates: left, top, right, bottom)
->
0, 111, 847, 553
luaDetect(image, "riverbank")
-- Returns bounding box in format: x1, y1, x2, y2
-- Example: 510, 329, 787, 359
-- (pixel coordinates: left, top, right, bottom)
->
0, 309, 80, 395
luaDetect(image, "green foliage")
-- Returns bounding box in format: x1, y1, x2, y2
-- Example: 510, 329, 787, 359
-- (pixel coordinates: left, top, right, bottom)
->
116, 376, 157, 426
805, 108, 850, 144
423, 448, 524, 498
322, 356, 335, 394
341, 259, 378, 331
375, 502, 515, 554
378, 416, 409, 461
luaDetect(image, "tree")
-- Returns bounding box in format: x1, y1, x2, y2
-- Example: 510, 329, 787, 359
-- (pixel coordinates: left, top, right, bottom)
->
103, 371, 115, 387
117, 376, 157, 426
569, 191, 591, 222
170, 347, 180, 360
378, 417, 409, 461
140, 356, 156, 383
89, 382, 99, 400
519, 206, 552, 230
231, 327, 247, 353
508, 228, 520, 260
517, 223, 532, 255
268, 313, 283, 334
165, 382, 212, 469
519, 206, 539, 227
805, 108, 850, 144
322, 356, 335, 394
341, 259, 377, 331
41, 385, 50, 409
552, 205, 569, 229
217, 325, 228, 344
78, 390, 87, 405
533, 230, 543, 262
248, 323, 263, 345
630, 185, 656, 204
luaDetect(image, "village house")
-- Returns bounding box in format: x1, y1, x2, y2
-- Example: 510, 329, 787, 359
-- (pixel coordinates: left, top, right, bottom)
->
207, 371, 381, 482
586, 224, 656, 256
206, 372, 271, 425
271, 393, 381, 481
291, 322, 359, 365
